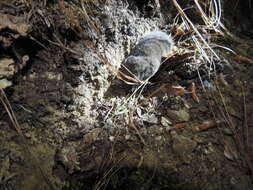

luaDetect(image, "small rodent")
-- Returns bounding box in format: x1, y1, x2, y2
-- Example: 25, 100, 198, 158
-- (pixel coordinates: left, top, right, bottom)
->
121, 31, 174, 81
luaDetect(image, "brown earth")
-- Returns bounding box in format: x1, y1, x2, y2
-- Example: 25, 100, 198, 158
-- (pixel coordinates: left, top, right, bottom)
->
0, 0, 253, 190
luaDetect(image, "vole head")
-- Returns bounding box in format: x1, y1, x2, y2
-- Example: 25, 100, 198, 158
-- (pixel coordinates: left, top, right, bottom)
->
122, 56, 160, 81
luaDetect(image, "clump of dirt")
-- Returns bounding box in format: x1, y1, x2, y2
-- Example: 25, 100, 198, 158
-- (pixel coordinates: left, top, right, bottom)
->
0, 0, 253, 190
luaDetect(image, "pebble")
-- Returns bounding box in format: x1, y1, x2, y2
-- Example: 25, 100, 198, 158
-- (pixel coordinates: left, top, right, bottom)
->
161, 116, 172, 128
142, 113, 159, 124
167, 108, 190, 122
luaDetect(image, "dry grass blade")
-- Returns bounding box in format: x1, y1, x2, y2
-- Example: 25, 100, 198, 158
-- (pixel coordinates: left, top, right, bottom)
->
0, 89, 56, 190
144, 83, 168, 101
214, 84, 253, 181
190, 82, 200, 103
45, 34, 80, 55
242, 85, 249, 152
144, 83, 186, 102
172, 0, 221, 98
93, 132, 126, 190
172, 0, 219, 59
117, 70, 145, 85
171, 122, 189, 130
128, 108, 147, 146
80, 1, 101, 36
194, 0, 222, 29
93, 155, 125, 190
192, 120, 224, 132
173, 0, 253, 181
235, 55, 253, 65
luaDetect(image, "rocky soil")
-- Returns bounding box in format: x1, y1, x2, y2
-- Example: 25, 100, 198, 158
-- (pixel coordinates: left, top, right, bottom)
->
0, 0, 253, 190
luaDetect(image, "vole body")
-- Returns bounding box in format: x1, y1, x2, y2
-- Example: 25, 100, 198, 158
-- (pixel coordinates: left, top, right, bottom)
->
121, 31, 174, 81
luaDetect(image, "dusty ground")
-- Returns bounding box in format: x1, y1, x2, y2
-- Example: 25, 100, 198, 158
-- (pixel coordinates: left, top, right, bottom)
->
0, 0, 253, 190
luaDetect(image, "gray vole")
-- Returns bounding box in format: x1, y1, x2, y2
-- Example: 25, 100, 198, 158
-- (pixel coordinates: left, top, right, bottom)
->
121, 31, 174, 81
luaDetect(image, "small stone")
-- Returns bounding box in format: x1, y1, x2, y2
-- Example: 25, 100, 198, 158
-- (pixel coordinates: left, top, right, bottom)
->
151, 97, 159, 106
167, 108, 190, 122
142, 113, 159, 124
155, 136, 162, 141
0, 58, 15, 78
222, 127, 233, 135
0, 79, 12, 89
125, 134, 131, 140
170, 130, 177, 135
83, 128, 103, 145
109, 136, 115, 142
230, 177, 237, 185
161, 116, 172, 128
57, 142, 80, 173
224, 144, 238, 161
171, 131, 197, 163
136, 107, 142, 117
147, 125, 161, 135
199, 105, 208, 112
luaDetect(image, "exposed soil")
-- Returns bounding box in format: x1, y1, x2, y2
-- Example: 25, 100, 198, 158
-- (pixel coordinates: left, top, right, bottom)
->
0, 0, 253, 190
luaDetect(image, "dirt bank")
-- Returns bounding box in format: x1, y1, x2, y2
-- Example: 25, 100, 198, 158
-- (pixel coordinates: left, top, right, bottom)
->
0, 0, 253, 189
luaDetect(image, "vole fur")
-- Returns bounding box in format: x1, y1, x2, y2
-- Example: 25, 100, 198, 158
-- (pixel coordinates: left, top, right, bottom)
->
121, 31, 174, 81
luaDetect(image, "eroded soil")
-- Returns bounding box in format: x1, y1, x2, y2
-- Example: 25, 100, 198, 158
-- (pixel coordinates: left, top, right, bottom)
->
0, 0, 253, 190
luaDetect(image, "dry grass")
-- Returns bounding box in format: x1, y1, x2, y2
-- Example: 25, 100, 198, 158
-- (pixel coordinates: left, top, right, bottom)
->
171, 0, 253, 180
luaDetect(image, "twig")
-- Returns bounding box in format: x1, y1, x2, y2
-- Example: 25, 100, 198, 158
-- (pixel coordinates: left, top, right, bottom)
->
215, 83, 253, 181
235, 55, 253, 65
128, 109, 147, 146
241, 85, 249, 151
192, 120, 224, 132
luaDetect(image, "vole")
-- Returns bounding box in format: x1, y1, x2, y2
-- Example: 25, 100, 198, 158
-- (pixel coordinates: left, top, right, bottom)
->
121, 31, 174, 81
